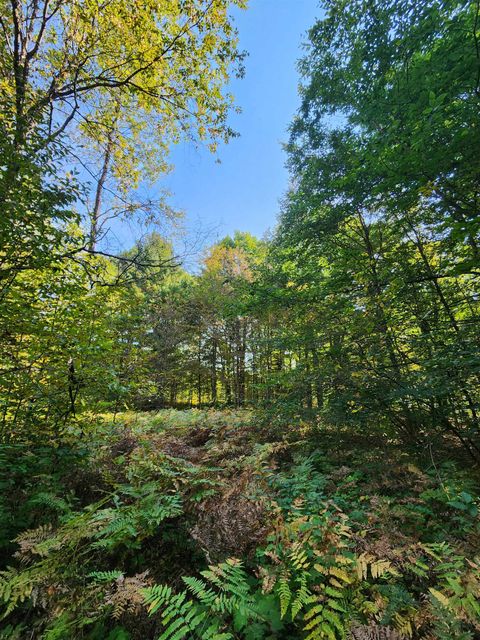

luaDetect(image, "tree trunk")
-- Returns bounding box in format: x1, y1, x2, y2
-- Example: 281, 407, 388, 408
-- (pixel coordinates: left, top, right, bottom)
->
211, 337, 217, 405
89, 132, 114, 251
311, 347, 323, 408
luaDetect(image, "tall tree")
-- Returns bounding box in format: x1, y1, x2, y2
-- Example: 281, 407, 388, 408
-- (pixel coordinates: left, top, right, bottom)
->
269, 0, 480, 454
0, 0, 246, 258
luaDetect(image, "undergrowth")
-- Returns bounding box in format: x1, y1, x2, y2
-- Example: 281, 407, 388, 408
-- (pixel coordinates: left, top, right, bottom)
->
0, 410, 479, 639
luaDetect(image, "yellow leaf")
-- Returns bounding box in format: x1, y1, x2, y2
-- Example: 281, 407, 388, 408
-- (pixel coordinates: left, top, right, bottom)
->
429, 588, 450, 608
329, 567, 352, 583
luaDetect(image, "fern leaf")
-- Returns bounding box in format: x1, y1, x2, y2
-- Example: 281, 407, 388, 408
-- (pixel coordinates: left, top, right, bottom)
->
277, 570, 292, 619
429, 587, 450, 608
329, 567, 352, 584
88, 570, 123, 583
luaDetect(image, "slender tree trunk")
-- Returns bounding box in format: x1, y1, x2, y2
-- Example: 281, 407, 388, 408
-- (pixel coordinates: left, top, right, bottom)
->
407, 222, 480, 435
305, 347, 313, 409
311, 347, 323, 408
211, 337, 217, 405
265, 321, 272, 402
89, 132, 114, 251
197, 336, 202, 408
237, 318, 246, 406
358, 214, 402, 371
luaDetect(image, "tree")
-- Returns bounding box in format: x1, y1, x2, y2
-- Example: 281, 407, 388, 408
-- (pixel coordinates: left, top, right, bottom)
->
0, 0, 246, 252
270, 0, 480, 455
0, 0, 247, 439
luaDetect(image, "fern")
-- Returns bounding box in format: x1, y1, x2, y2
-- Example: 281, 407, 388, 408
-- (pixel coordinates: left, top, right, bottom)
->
28, 492, 71, 515
291, 573, 311, 619
0, 624, 26, 639
428, 599, 475, 640
183, 576, 218, 608
290, 540, 310, 571
144, 559, 260, 639
92, 493, 183, 550
303, 596, 338, 640
88, 570, 124, 583
355, 553, 399, 581
144, 582, 226, 640
302, 582, 348, 639
0, 566, 38, 618
277, 570, 292, 619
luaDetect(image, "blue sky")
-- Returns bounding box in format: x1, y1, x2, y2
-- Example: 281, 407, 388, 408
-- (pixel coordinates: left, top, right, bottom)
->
109, 0, 321, 258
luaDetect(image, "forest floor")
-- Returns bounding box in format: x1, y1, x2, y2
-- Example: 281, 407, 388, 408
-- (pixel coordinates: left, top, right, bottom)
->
1, 410, 480, 639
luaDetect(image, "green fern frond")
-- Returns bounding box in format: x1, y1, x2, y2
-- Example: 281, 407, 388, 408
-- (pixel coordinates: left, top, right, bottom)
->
143, 583, 174, 614
183, 576, 217, 608
277, 570, 292, 619
291, 574, 310, 619
144, 558, 261, 638
88, 570, 124, 583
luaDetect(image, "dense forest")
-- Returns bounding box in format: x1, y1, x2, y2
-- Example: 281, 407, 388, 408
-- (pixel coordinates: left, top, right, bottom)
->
1, 0, 479, 639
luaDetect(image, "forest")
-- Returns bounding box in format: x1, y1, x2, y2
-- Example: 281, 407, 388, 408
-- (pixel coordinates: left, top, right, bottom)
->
0, 0, 479, 638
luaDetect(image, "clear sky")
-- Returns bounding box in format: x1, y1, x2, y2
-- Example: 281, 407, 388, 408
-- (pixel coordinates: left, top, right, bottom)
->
164, 0, 321, 246
107, 0, 321, 258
